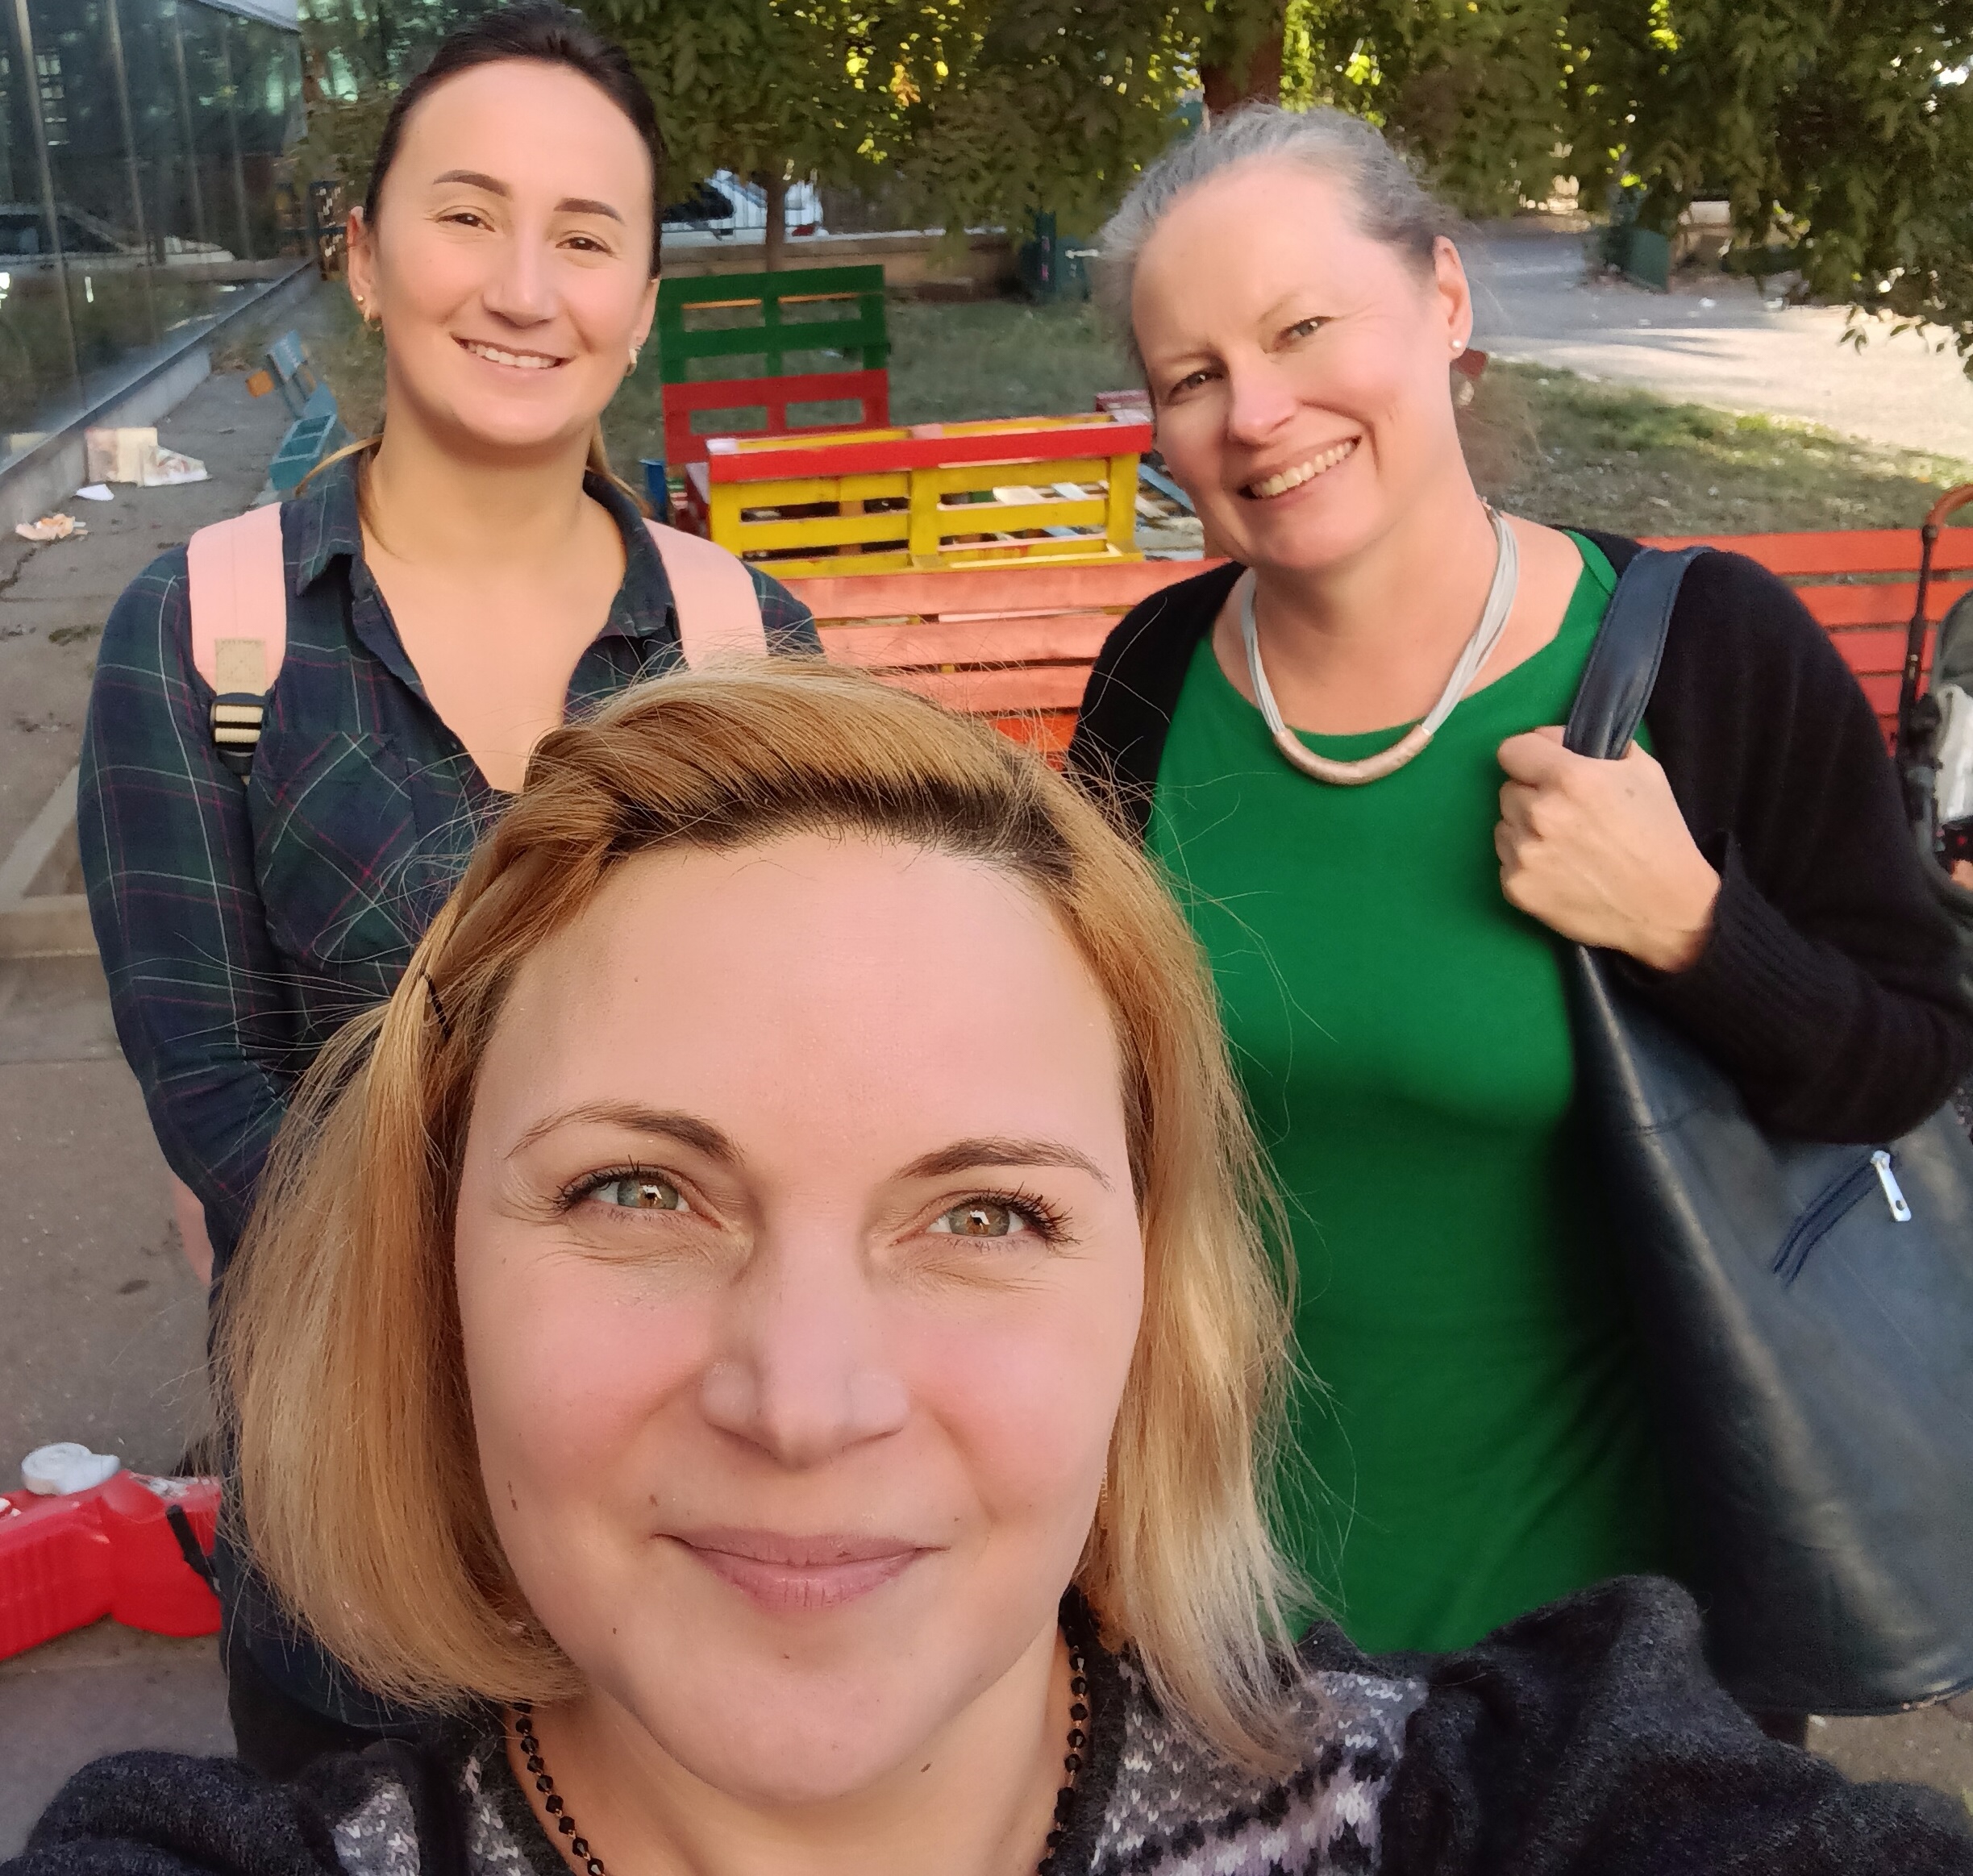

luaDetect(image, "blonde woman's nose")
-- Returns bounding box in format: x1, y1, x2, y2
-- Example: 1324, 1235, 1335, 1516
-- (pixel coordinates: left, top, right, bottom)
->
697, 1253, 909, 1466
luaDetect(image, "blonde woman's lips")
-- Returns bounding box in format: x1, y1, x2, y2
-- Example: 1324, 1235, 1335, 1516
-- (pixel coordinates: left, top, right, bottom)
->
675, 1529, 930, 1612
457, 338, 567, 371
1242, 437, 1359, 500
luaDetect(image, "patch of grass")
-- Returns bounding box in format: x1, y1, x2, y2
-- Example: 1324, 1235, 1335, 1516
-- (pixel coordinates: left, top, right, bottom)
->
1475, 361, 1973, 535
884, 297, 1132, 424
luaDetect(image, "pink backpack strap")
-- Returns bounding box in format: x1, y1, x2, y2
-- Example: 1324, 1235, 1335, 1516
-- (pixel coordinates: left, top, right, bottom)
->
643, 520, 767, 664
186, 502, 287, 773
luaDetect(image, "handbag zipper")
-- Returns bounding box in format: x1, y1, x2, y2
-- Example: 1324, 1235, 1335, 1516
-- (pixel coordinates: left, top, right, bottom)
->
1771, 1149, 1907, 1284
1871, 1148, 1913, 1221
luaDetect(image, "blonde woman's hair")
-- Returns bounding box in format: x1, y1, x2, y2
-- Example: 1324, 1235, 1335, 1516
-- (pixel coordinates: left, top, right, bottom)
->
219, 662, 1306, 1766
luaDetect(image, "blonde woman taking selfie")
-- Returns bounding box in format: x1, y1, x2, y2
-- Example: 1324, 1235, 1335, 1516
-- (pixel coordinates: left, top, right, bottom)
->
22, 666, 1973, 1876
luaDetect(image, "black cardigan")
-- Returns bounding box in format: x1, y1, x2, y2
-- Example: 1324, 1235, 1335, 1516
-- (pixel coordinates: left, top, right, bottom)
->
1067, 534, 1973, 1143
12, 1581, 1973, 1876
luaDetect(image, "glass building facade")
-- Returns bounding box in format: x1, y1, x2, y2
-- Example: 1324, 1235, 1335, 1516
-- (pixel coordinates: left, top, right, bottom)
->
0, 0, 304, 468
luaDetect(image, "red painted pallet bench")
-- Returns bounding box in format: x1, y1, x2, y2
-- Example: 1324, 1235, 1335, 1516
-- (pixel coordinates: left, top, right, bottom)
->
1644, 527, 1973, 739
785, 560, 1209, 758
662, 368, 890, 472
786, 526, 1973, 754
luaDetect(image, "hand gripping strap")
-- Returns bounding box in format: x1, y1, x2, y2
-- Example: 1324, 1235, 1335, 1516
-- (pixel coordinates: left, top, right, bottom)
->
643, 520, 767, 665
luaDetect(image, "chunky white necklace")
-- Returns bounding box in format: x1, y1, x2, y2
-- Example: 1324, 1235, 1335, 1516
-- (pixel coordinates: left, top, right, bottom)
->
1238, 506, 1520, 785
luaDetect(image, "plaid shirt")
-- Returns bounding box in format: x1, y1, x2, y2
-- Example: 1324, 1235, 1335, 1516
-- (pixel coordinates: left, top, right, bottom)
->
78, 454, 818, 1272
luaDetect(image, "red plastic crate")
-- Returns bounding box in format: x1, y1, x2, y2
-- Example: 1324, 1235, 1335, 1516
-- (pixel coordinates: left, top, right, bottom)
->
0, 1473, 220, 1659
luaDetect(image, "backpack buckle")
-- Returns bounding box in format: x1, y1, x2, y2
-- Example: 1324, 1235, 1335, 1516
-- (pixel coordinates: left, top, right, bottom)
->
211, 692, 265, 776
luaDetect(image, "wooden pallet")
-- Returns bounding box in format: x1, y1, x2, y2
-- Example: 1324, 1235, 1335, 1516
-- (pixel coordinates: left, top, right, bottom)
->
689, 414, 1153, 576
785, 559, 1212, 757
656, 266, 890, 468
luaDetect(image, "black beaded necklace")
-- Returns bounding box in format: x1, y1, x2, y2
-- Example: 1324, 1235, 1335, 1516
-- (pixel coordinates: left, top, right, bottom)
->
510, 1635, 1090, 1876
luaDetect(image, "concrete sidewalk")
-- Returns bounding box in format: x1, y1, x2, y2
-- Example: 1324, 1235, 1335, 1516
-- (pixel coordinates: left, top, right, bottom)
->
0, 343, 297, 1842
1463, 225, 1973, 463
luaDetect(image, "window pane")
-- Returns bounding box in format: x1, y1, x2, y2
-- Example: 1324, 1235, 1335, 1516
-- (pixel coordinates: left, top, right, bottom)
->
0, 0, 303, 474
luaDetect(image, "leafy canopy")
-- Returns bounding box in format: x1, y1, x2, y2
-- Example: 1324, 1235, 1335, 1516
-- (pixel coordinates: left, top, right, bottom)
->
296, 0, 1973, 366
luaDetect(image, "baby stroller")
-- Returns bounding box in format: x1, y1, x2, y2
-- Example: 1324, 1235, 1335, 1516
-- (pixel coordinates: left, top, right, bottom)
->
1896, 486, 1973, 1107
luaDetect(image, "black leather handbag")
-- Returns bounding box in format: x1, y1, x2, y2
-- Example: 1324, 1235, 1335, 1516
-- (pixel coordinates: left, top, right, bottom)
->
1563, 546, 1973, 1716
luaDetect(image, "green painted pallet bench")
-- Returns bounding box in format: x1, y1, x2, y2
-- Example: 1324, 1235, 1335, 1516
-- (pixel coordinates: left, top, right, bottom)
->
655, 264, 890, 468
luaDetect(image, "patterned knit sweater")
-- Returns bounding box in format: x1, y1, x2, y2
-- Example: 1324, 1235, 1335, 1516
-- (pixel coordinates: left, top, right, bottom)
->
12, 1579, 1973, 1876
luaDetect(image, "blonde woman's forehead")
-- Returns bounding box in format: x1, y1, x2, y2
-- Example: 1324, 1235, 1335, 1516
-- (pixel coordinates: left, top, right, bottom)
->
468, 834, 1132, 1182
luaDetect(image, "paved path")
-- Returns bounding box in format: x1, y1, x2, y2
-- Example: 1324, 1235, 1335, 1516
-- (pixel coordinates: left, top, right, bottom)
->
1463, 226, 1973, 463
0, 353, 292, 1847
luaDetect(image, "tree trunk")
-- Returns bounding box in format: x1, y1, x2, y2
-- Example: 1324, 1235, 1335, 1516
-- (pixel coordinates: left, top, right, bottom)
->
762, 170, 789, 271
1201, 17, 1284, 117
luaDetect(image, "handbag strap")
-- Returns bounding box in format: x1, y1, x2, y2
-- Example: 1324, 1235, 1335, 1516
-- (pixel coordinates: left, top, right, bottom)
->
1563, 545, 1709, 759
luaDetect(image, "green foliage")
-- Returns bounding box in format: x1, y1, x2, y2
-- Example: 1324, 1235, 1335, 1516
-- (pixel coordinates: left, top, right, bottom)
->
293, 0, 1973, 374
1293, 0, 1973, 371
585, 0, 1194, 237
297, 0, 487, 201
582, 0, 898, 190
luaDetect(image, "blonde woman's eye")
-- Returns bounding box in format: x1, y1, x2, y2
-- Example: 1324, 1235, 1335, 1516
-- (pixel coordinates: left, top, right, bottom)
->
929, 1200, 1043, 1238
592, 1175, 689, 1212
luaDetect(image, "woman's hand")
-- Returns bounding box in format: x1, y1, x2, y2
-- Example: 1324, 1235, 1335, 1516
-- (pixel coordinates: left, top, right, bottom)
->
1496, 726, 1721, 972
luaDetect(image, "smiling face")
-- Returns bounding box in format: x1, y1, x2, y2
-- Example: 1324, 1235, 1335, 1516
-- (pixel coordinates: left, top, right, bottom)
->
1133, 159, 1473, 577
453, 833, 1144, 1804
346, 58, 657, 460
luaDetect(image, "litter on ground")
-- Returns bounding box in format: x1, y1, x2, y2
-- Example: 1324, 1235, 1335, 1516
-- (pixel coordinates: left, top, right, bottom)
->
15, 513, 85, 543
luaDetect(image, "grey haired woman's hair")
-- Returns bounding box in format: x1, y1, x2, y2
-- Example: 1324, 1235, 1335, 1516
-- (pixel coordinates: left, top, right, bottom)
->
1097, 104, 1457, 370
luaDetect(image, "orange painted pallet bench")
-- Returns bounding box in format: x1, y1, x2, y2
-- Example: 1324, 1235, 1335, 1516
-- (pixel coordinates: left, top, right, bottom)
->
785, 559, 1217, 757
1642, 526, 1973, 740
787, 526, 1973, 755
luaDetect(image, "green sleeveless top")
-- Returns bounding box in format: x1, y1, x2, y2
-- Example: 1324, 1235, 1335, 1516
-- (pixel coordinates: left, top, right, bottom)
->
1147, 536, 1674, 1653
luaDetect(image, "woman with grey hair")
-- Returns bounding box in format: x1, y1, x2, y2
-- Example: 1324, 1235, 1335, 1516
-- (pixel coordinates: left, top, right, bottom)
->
1068, 106, 1971, 1690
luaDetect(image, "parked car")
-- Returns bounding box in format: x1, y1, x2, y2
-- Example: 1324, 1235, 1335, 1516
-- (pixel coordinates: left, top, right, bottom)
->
660, 173, 826, 241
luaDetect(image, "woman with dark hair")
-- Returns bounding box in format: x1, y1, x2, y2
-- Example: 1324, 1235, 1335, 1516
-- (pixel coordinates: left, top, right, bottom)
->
76, 1, 816, 1769
1068, 105, 1971, 1702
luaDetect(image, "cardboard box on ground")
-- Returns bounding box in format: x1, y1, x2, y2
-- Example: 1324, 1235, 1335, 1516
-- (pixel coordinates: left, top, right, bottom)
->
83, 426, 208, 490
